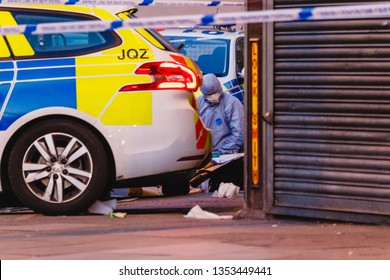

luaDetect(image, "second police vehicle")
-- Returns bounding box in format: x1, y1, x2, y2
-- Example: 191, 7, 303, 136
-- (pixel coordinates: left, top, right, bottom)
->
159, 25, 245, 104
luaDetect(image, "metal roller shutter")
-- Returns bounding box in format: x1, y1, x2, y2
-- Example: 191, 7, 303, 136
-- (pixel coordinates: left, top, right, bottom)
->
269, 0, 390, 218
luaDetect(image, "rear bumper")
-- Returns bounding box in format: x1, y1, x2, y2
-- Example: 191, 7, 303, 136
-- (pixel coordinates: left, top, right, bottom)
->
114, 150, 211, 188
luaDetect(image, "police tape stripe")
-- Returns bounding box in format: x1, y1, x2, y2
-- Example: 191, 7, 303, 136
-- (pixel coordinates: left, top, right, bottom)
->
0, 0, 244, 6
2, 3, 390, 35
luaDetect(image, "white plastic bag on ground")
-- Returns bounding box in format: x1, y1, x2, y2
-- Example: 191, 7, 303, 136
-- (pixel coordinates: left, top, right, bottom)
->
184, 205, 233, 219
212, 182, 240, 198
88, 199, 117, 215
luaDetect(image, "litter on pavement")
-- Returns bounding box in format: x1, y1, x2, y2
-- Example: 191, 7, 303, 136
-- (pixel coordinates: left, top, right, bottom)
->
212, 182, 240, 198
184, 205, 233, 220
88, 199, 117, 215
87, 199, 126, 218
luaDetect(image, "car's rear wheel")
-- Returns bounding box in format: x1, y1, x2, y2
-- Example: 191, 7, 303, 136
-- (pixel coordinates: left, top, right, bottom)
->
7, 119, 109, 215
162, 180, 190, 196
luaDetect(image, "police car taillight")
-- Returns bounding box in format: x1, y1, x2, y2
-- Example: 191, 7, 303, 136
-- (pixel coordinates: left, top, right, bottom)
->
120, 61, 199, 92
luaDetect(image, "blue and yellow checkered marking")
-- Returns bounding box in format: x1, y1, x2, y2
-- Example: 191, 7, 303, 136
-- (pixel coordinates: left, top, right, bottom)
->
0, 6, 155, 131
223, 78, 244, 104
0, 54, 154, 130
0, 58, 77, 130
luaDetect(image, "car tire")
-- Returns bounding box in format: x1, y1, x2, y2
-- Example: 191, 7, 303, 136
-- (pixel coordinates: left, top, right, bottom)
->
162, 180, 190, 196
7, 119, 109, 215
0, 190, 24, 207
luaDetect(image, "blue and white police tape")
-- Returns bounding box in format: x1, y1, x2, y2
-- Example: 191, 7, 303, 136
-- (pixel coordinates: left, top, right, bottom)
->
0, 0, 244, 6
2, 3, 390, 36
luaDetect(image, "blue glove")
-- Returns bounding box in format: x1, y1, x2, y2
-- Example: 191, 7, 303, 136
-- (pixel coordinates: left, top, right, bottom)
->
212, 151, 221, 158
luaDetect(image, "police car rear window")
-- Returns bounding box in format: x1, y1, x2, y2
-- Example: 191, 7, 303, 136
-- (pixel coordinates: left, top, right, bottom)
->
12, 11, 118, 57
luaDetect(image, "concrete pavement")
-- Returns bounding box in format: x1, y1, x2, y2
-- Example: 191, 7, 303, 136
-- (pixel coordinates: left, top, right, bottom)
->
1, 191, 390, 260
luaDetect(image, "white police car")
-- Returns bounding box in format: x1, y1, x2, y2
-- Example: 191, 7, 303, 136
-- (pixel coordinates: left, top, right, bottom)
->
159, 26, 245, 103
0, 5, 212, 215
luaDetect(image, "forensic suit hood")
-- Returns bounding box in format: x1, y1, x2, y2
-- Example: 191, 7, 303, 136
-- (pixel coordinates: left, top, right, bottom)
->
200, 74, 224, 96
